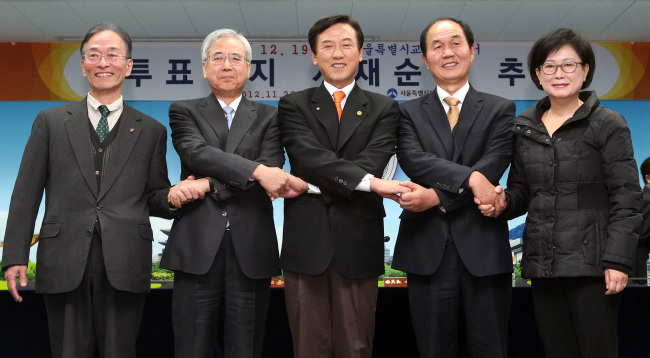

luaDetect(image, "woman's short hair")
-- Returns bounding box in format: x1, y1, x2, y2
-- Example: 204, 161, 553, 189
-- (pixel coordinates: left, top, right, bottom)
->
527, 28, 595, 90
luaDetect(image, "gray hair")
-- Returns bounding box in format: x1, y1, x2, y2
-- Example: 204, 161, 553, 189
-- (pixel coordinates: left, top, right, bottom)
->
80, 22, 132, 58
201, 29, 252, 63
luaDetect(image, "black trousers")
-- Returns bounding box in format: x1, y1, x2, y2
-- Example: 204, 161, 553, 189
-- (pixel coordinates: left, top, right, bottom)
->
531, 276, 622, 358
407, 241, 511, 358
172, 230, 271, 358
44, 231, 146, 358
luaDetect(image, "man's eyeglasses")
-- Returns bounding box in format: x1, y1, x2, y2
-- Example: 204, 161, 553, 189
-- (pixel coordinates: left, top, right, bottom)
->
205, 53, 248, 66
539, 60, 583, 75
83, 52, 129, 64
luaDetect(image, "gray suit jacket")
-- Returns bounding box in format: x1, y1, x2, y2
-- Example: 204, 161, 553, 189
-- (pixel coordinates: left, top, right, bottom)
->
1, 98, 174, 294
161, 95, 283, 279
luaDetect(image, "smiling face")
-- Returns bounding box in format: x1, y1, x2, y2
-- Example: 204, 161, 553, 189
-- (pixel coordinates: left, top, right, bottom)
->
80, 30, 133, 103
202, 36, 251, 104
311, 22, 362, 89
422, 20, 475, 95
535, 44, 589, 101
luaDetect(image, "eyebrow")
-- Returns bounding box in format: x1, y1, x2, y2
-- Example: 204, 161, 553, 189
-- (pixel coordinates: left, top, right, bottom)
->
210, 51, 244, 56
87, 46, 121, 52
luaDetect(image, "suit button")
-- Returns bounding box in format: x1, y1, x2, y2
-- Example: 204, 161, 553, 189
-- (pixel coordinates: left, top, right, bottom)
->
97, 148, 103, 153
96, 204, 102, 210
86, 230, 92, 236
222, 212, 228, 217
95, 170, 100, 176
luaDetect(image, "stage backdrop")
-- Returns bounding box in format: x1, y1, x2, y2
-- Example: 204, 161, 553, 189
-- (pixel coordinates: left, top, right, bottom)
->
1, 41, 649, 268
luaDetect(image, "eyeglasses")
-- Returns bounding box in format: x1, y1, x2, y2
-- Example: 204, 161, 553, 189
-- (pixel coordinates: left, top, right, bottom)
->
539, 60, 583, 75
83, 51, 129, 64
205, 53, 248, 66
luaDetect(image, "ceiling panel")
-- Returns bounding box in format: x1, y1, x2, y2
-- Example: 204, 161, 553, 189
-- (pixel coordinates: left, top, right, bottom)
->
296, 2, 353, 37
11, 1, 89, 40
598, 1, 650, 41
125, 1, 197, 38
239, 2, 298, 38
0, 1, 649, 43
399, 1, 464, 41
69, 2, 147, 39
497, 1, 577, 41
351, 2, 408, 41
183, 2, 247, 37
459, 1, 520, 41
558, 1, 632, 40
0, 2, 46, 42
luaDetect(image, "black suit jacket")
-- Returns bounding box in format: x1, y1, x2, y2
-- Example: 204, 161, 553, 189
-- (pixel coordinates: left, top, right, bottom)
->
278, 83, 399, 280
393, 86, 515, 277
160, 95, 283, 279
2, 99, 174, 294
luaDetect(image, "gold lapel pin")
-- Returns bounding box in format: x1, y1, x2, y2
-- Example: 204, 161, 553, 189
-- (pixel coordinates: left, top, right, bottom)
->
130, 128, 135, 132
316, 107, 320, 111
357, 111, 362, 116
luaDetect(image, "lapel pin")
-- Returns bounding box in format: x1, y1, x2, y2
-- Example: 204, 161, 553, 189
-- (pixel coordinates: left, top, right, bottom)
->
357, 111, 362, 116
130, 128, 134, 132
316, 107, 320, 111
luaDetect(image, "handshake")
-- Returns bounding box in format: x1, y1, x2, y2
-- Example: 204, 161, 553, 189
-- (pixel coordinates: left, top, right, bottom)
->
166, 168, 508, 217
470, 171, 507, 218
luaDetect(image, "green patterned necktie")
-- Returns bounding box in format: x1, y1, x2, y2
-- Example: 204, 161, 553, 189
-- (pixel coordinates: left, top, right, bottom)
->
97, 105, 110, 141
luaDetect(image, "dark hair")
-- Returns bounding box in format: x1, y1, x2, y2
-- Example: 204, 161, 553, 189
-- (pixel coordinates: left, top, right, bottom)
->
527, 28, 595, 90
420, 17, 474, 54
641, 157, 650, 184
308, 14, 364, 54
80, 22, 132, 58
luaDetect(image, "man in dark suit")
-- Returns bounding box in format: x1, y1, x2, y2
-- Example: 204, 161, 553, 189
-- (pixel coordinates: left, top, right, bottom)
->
277, 15, 405, 358
1, 22, 194, 358
159, 29, 287, 358
392, 18, 516, 358
632, 157, 650, 285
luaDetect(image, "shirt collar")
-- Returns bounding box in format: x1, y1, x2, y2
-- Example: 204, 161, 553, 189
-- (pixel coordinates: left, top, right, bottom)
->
323, 80, 355, 99
436, 82, 470, 105
216, 95, 243, 112
87, 93, 123, 113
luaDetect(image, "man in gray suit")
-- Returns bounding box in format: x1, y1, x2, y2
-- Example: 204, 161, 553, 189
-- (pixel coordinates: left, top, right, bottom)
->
1, 22, 196, 358
160, 29, 287, 358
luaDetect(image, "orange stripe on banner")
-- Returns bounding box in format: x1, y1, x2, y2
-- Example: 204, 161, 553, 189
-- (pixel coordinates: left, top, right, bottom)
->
0, 43, 82, 101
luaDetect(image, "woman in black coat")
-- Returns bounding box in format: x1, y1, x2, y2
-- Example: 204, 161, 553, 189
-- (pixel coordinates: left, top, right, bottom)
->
477, 28, 642, 358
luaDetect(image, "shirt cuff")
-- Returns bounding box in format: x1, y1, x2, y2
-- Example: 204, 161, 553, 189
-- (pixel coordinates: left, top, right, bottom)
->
355, 174, 373, 192
307, 183, 321, 194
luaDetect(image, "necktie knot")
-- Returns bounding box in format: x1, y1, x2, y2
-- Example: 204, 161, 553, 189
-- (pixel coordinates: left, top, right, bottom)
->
443, 96, 460, 107
443, 96, 460, 132
223, 106, 234, 129
98, 105, 110, 118
96, 105, 110, 142
333, 91, 345, 121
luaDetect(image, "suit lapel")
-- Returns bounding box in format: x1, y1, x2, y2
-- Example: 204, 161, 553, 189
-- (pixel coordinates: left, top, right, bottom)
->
199, 94, 229, 147
451, 86, 483, 162
97, 105, 142, 200
225, 97, 255, 153
64, 99, 98, 197
310, 84, 338, 150
423, 93, 454, 158
337, 84, 367, 152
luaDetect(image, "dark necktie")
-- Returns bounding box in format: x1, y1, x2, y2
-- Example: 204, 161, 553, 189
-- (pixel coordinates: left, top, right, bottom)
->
333, 91, 345, 122
224, 106, 234, 129
443, 97, 460, 132
97, 105, 110, 141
